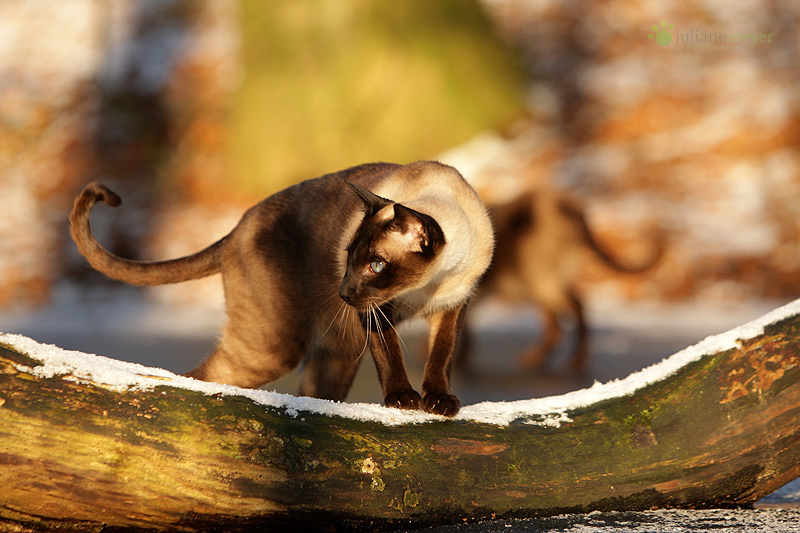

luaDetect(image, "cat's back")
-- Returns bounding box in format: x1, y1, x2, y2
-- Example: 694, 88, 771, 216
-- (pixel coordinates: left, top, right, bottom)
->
369, 161, 481, 209
230, 160, 491, 266
234, 163, 396, 234
237, 160, 477, 227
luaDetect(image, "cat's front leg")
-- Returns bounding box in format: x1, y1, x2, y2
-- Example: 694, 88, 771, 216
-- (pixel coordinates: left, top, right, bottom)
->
422, 304, 467, 417
365, 315, 421, 410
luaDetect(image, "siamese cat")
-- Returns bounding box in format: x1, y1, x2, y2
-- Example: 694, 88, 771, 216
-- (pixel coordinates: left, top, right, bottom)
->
70, 161, 494, 417
463, 190, 661, 374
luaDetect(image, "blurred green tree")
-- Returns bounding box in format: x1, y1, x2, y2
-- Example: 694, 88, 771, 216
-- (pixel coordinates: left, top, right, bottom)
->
229, 0, 526, 195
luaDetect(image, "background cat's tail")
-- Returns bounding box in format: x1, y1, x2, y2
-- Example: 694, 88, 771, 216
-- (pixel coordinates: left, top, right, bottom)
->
70, 182, 227, 286
563, 199, 664, 274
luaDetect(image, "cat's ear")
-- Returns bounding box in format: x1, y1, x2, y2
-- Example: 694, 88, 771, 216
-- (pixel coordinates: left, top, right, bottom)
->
344, 180, 392, 216
390, 204, 446, 255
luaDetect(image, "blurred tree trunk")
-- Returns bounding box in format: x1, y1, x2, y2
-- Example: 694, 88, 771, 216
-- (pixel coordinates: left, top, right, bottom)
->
1, 305, 800, 531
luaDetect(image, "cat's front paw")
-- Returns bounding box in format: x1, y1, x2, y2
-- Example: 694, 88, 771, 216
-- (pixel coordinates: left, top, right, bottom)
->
423, 393, 460, 417
384, 389, 422, 411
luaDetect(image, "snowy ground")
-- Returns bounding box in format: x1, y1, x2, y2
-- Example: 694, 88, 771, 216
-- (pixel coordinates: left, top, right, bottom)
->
1, 287, 799, 530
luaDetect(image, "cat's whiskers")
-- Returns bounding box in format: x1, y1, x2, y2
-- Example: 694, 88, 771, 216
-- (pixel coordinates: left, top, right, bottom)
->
387, 298, 420, 317
320, 292, 341, 305
356, 305, 371, 361
373, 302, 409, 355
339, 303, 354, 345
337, 302, 355, 348
370, 303, 390, 356
318, 295, 347, 343
336, 297, 410, 362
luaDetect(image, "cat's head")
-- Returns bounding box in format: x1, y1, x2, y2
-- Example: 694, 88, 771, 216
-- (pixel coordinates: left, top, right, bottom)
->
338, 181, 445, 310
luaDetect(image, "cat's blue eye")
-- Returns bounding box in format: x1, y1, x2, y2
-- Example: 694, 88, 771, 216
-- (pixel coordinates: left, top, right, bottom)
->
370, 260, 385, 274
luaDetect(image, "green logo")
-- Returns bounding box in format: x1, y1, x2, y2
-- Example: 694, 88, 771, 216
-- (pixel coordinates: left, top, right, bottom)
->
648, 21, 674, 46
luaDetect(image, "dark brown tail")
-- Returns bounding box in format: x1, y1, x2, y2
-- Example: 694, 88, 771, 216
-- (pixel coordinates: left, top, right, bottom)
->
69, 182, 228, 286
560, 199, 664, 273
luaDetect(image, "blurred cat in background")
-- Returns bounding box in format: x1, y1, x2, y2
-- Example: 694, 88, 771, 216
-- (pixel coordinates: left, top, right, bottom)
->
461, 189, 663, 374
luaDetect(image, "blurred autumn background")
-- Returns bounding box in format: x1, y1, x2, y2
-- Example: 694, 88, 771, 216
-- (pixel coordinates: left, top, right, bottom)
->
2, 0, 800, 313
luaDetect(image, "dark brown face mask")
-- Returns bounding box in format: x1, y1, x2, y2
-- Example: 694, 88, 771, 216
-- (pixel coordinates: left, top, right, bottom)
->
339, 181, 444, 310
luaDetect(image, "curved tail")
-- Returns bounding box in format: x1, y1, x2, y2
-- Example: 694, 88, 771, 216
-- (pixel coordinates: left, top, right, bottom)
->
69, 182, 228, 286
560, 199, 664, 273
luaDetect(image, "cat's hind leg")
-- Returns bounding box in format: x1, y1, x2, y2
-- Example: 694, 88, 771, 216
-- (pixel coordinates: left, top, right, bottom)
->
185, 324, 306, 389
297, 343, 364, 401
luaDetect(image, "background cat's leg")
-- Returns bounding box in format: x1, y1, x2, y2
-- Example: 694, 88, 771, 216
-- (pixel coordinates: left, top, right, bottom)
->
368, 325, 421, 410
567, 289, 589, 374
297, 345, 363, 401
518, 308, 561, 370
421, 305, 466, 417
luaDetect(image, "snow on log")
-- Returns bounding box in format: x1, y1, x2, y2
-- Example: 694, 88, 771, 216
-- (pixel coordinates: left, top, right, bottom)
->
2, 299, 800, 532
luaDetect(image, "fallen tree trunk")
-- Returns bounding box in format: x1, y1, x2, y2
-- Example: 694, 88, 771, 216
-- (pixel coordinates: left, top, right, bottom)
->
2, 300, 800, 532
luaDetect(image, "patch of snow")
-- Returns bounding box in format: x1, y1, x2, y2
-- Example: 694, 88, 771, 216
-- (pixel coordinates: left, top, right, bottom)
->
2, 332, 439, 426
3, 297, 800, 426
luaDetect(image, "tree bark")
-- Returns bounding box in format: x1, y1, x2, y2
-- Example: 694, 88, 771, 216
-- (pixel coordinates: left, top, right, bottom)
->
1, 305, 800, 532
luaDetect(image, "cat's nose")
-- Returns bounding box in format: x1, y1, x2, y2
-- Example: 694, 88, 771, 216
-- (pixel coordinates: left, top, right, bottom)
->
338, 284, 355, 304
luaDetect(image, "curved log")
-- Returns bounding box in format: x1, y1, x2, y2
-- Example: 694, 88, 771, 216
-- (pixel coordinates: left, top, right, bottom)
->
1, 300, 800, 532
